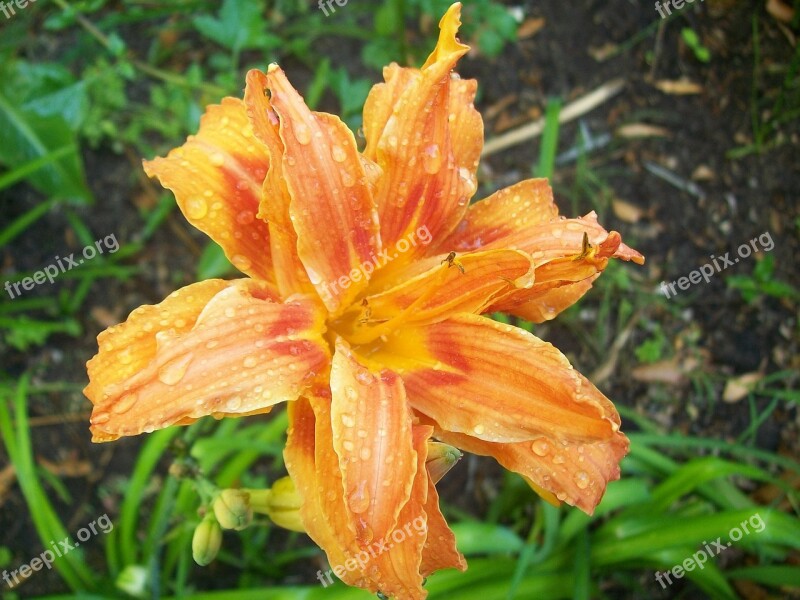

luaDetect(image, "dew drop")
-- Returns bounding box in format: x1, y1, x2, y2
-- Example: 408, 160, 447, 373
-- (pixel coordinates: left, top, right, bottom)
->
236, 210, 255, 225
575, 471, 590, 490
331, 145, 347, 163
293, 123, 312, 145
185, 197, 208, 219
359, 447, 371, 460
158, 354, 193, 385
113, 392, 138, 414
348, 486, 371, 514
210, 152, 225, 167
531, 438, 550, 457
422, 144, 442, 174
340, 413, 356, 428
232, 254, 252, 271
226, 396, 243, 411
345, 386, 358, 400
473, 423, 485, 435
243, 356, 258, 369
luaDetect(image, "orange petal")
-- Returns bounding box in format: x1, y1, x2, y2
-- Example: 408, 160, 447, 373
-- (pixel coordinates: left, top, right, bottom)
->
244, 69, 315, 298
499, 274, 600, 323
373, 314, 621, 443
429, 392, 629, 514
301, 394, 429, 598
335, 249, 534, 343
436, 178, 559, 253
143, 98, 274, 282
85, 281, 329, 442
263, 65, 380, 314
370, 3, 481, 252
329, 338, 417, 545
363, 63, 419, 162
285, 397, 352, 577
420, 471, 466, 577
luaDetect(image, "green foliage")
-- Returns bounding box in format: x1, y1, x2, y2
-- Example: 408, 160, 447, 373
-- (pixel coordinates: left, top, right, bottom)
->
681, 27, 711, 63
727, 254, 800, 303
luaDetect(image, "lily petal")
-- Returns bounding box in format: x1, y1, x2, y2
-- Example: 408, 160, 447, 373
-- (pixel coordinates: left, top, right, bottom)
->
264, 65, 381, 314
429, 389, 629, 514
420, 471, 466, 577
373, 313, 621, 443
143, 98, 274, 281
244, 69, 314, 298
86, 280, 329, 442
437, 178, 558, 253
330, 338, 417, 545
370, 3, 481, 252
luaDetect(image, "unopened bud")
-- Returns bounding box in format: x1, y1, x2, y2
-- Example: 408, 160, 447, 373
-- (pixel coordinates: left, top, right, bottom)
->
263, 476, 305, 532
191, 517, 222, 566
426, 441, 462, 483
213, 489, 253, 530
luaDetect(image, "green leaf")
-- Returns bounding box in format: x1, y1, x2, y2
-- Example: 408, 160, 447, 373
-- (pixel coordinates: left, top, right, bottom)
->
197, 241, 234, 280
192, 0, 268, 53
0, 92, 91, 203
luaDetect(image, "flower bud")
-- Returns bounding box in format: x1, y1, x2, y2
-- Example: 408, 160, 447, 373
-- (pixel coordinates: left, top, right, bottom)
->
191, 517, 223, 566
425, 441, 462, 483
213, 489, 253, 530
264, 476, 305, 532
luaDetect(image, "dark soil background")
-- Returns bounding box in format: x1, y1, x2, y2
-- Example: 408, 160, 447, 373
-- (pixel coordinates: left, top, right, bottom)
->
1, 0, 798, 597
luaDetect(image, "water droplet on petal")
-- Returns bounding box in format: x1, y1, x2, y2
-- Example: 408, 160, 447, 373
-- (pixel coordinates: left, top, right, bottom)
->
531, 438, 550, 457
348, 486, 370, 514
210, 152, 225, 167
293, 123, 311, 145
473, 423, 485, 435
232, 254, 252, 272
243, 356, 258, 368
226, 396, 243, 411
340, 413, 355, 427
236, 210, 255, 225
575, 471, 590, 489
113, 392, 138, 414
422, 144, 442, 174
331, 145, 347, 162
186, 198, 208, 219
345, 386, 358, 400
359, 447, 371, 460
158, 354, 193, 385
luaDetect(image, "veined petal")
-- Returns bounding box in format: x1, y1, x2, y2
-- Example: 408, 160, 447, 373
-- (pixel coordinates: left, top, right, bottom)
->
363, 63, 419, 162
429, 397, 629, 514
85, 280, 329, 442
486, 229, 632, 321
143, 98, 274, 281
370, 3, 481, 253
285, 397, 352, 579
264, 65, 381, 315
336, 249, 534, 343
244, 69, 314, 298
299, 394, 429, 598
372, 314, 621, 443
420, 473, 466, 577
330, 338, 417, 545
436, 178, 558, 253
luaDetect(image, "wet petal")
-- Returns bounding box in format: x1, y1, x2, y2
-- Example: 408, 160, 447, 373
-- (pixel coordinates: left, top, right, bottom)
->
264, 65, 381, 314
372, 313, 621, 443
370, 4, 481, 253
244, 70, 315, 298
430, 390, 629, 514
85, 281, 329, 442
436, 178, 558, 253
329, 338, 417, 545
420, 471, 465, 577
143, 99, 274, 281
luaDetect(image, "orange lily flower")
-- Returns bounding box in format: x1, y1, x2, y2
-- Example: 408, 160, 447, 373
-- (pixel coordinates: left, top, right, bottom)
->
85, 3, 643, 598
